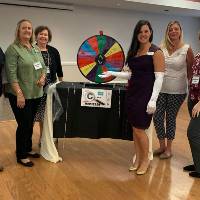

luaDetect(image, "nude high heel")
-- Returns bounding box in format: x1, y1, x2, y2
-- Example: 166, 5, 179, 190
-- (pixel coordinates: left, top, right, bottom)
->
136, 160, 150, 175
129, 154, 139, 171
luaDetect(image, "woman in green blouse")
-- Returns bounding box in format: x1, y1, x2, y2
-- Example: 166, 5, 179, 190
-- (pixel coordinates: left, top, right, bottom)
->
5, 19, 46, 167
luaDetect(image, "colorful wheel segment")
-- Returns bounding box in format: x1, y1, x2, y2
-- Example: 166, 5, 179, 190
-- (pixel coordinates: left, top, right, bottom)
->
77, 34, 125, 83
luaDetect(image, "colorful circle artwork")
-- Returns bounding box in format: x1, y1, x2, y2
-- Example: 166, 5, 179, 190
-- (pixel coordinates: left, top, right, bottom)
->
77, 34, 125, 83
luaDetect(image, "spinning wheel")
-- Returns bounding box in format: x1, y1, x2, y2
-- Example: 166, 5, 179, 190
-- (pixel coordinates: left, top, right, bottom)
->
77, 33, 125, 83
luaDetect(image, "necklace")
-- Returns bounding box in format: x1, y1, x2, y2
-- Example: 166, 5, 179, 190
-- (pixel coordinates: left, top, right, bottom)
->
43, 51, 50, 73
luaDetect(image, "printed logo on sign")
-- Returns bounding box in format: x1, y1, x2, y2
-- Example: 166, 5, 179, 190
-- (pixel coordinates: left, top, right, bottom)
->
97, 91, 104, 96
86, 91, 95, 101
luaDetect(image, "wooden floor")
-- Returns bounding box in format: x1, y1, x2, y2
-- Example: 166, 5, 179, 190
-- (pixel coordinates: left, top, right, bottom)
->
0, 102, 199, 200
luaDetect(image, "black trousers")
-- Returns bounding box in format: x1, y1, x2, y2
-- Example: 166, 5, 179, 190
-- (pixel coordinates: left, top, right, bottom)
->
8, 94, 41, 159
153, 93, 186, 140
187, 98, 200, 173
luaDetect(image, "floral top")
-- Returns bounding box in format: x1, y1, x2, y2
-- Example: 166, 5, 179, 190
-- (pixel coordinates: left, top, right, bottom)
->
189, 53, 200, 101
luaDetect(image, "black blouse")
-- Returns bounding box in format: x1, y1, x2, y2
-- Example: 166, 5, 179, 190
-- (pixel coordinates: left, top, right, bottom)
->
46, 45, 63, 83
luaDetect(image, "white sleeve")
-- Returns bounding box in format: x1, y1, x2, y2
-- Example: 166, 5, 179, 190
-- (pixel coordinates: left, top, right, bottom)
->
98, 71, 131, 80
146, 72, 164, 114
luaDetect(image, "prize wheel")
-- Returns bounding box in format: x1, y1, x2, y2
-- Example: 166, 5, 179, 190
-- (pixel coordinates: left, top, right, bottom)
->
77, 33, 125, 83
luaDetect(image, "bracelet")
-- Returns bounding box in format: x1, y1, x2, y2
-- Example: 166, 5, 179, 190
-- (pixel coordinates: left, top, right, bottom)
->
41, 74, 46, 79
16, 89, 23, 96
16, 89, 22, 94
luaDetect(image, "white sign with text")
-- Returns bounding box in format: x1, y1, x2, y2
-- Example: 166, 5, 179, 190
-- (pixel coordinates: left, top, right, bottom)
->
81, 88, 112, 108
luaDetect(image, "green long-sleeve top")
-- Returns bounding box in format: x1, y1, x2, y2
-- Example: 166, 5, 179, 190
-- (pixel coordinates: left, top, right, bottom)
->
5, 42, 47, 99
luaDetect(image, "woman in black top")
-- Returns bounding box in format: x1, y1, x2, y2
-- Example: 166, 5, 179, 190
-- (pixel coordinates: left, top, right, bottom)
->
34, 26, 63, 142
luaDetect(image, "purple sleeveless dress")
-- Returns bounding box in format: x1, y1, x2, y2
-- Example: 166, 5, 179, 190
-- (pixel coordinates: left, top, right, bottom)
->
126, 44, 160, 129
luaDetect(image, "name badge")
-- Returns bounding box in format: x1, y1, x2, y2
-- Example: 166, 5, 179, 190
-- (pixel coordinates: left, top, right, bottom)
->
33, 62, 42, 70
47, 66, 50, 74
147, 52, 154, 55
192, 75, 199, 84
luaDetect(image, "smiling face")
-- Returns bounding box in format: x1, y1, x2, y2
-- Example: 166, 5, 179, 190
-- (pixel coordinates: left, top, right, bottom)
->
36, 29, 49, 46
137, 24, 152, 44
168, 23, 182, 42
18, 21, 33, 41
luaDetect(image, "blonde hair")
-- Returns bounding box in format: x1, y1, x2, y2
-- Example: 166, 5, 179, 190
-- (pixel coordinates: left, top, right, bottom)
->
14, 19, 34, 44
161, 21, 184, 50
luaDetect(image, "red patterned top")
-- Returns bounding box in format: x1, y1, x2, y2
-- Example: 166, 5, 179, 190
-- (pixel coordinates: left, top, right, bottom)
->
189, 53, 200, 101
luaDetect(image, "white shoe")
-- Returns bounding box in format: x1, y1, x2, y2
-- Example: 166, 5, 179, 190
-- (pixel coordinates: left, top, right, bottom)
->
129, 166, 138, 171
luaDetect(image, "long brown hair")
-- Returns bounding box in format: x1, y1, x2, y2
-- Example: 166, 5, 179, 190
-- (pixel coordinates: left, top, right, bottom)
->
126, 20, 153, 64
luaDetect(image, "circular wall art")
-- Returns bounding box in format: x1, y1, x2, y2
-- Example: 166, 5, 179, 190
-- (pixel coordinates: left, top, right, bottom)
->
77, 33, 125, 83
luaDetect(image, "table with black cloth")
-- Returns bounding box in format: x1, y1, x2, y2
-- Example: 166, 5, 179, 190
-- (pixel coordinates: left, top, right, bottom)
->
53, 82, 132, 140
40, 82, 155, 163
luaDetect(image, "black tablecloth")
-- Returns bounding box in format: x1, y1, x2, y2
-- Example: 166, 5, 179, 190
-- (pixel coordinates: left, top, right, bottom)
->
53, 82, 132, 140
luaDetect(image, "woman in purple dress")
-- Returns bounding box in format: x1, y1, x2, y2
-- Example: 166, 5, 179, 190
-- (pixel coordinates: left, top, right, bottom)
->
100, 20, 165, 175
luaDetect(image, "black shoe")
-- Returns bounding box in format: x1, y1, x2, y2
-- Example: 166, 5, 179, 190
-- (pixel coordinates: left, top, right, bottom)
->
17, 159, 34, 167
0, 165, 3, 171
189, 171, 200, 178
27, 152, 40, 158
183, 165, 195, 172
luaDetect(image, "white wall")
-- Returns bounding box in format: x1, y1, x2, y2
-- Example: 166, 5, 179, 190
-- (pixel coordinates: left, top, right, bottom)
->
0, 4, 200, 82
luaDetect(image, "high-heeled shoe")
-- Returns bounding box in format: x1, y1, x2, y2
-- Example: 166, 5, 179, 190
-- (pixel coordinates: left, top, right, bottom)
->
0, 165, 3, 172
136, 169, 148, 175
129, 166, 138, 171
136, 161, 150, 175
129, 154, 138, 171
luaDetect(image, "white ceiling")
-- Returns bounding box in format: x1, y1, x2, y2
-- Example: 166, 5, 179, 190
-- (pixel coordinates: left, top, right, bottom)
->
2, 0, 200, 17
